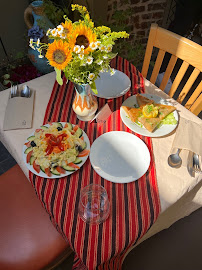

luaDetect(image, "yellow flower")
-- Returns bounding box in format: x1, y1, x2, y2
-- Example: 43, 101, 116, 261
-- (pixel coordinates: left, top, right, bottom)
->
71, 23, 97, 55
61, 20, 73, 39
45, 40, 72, 70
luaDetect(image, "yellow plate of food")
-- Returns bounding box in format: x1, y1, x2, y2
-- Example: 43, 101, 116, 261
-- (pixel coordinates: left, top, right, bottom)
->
120, 94, 178, 137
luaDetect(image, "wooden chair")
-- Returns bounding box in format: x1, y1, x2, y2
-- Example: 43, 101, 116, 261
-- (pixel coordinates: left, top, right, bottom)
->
141, 23, 202, 116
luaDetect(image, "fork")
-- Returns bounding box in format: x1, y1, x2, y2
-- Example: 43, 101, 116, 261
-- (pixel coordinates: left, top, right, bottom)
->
10, 85, 18, 98
193, 153, 202, 173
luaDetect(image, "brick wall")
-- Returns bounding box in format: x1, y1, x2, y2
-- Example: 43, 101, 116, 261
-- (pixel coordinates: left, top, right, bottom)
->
107, 0, 167, 45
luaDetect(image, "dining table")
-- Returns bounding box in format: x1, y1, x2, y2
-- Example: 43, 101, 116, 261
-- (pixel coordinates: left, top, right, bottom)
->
0, 56, 202, 269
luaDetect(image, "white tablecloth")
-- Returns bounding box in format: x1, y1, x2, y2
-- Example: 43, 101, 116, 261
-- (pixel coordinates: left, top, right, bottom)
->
0, 72, 202, 251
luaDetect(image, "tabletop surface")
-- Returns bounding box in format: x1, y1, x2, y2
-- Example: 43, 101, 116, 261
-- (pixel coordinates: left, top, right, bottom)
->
0, 71, 201, 213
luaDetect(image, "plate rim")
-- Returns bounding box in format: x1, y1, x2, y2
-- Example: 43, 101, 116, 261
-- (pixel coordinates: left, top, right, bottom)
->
120, 94, 179, 137
22, 122, 90, 179
89, 131, 151, 183
93, 69, 131, 99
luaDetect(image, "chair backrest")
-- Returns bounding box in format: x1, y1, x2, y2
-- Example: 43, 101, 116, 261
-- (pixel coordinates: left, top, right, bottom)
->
142, 23, 202, 116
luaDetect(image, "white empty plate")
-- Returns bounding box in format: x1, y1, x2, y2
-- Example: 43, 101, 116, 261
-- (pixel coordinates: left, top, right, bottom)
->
93, 69, 131, 99
90, 131, 150, 183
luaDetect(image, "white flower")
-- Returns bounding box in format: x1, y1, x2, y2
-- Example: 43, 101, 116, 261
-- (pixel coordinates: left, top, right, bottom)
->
88, 73, 95, 80
46, 28, 51, 36
78, 54, 84, 60
96, 60, 103, 65
99, 45, 106, 52
89, 42, 98, 50
80, 45, 85, 54
57, 25, 64, 34
86, 56, 93, 65
96, 41, 101, 47
51, 28, 57, 36
106, 45, 112, 52
73, 45, 81, 54
110, 68, 115, 76
60, 32, 66, 39
36, 38, 40, 47
103, 55, 108, 59
38, 54, 44, 58
29, 39, 35, 50
89, 81, 92, 84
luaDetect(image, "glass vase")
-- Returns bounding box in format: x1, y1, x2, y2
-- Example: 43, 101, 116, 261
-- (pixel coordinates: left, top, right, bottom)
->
72, 83, 98, 121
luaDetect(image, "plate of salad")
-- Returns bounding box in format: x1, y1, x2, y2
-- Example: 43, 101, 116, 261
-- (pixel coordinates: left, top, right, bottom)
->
22, 122, 90, 178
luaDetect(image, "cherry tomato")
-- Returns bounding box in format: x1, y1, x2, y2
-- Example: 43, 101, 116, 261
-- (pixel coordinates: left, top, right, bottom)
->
35, 129, 42, 132
26, 150, 33, 163
45, 168, 52, 177
50, 135, 57, 141
73, 125, 79, 132
33, 160, 40, 173
48, 139, 58, 146
67, 162, 80, 169
25, 141, 31, 147
78, 149, 90, 157
45, 133, 52, 138
56, 166, 66, 174
58, 143, 64, 151
46, 145, 53, 155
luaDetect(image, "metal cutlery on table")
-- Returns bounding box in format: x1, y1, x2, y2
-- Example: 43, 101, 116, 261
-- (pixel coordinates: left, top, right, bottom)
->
187, 151, 195, 177
10, 85, 18, 98
187, 151, 201, 177
10, 84, 31, 98
193, 153, 201, 174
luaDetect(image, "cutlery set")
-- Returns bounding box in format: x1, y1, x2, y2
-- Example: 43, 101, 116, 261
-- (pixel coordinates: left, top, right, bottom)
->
10, 85, 31, 98
168, 150, 201, 176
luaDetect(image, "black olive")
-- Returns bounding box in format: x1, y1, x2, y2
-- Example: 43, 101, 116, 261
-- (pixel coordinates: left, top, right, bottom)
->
78, 145, 83, 152
57, 126, 63, 131
31, 141, 36, 147
75, 144, 83, 152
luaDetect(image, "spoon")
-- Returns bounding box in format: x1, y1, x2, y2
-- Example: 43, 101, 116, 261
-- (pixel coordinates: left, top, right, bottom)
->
168, 148, 182, 168
21, 85, 31, 98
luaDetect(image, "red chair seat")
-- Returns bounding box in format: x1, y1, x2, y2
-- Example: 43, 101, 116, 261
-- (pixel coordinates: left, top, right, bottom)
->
0, 165, 72, 270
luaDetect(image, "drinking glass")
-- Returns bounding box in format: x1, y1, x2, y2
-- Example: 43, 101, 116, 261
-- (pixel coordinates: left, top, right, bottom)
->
78, 184, 110, 224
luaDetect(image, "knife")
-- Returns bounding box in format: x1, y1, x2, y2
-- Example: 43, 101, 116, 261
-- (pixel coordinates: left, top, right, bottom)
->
187, 151, 195, 177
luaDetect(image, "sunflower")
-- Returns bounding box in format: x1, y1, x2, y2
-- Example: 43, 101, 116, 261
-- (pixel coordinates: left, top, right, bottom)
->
71, 23, 97, 54
61, 20, 73, 39
45, 40, 72, 70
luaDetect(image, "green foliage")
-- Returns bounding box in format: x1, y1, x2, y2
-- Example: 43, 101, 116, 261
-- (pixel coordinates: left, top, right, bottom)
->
105, 6, 145, 67
38, 0, 71, 28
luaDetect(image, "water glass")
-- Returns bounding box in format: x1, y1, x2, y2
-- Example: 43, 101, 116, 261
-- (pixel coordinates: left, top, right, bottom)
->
78, 184, 110, 224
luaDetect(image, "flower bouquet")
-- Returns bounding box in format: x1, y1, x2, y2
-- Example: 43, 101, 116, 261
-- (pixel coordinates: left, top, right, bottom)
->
29, 4, 129, 94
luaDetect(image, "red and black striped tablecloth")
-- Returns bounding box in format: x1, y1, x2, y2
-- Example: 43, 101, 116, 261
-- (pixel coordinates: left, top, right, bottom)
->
29, 56, 161, 269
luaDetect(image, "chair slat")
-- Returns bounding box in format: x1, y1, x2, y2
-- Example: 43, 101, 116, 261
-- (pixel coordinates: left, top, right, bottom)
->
189, 94, 202, 116
168, 61, 189, 97
142, 24, 202, 115
177, 68, 200, 103
150, 49, 165, 84
185, 81, 202, 110
159, 55, 177, 91
141, 25, 158, 79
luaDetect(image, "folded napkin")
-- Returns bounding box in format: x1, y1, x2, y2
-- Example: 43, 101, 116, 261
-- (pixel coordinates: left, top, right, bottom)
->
171, 117, 202, 157
90, 103, 112, 123
3, 90, 35, 131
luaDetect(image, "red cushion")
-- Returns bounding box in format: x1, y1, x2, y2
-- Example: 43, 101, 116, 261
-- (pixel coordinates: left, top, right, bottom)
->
0, 165, 71, 270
